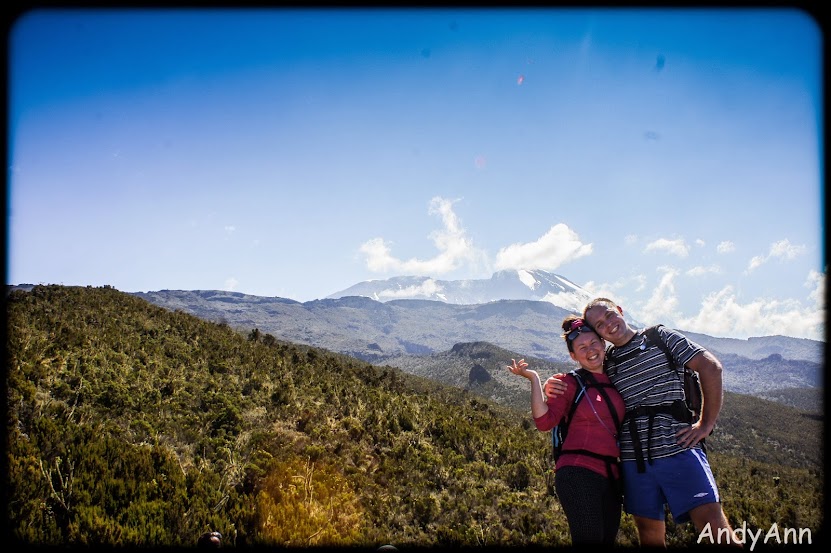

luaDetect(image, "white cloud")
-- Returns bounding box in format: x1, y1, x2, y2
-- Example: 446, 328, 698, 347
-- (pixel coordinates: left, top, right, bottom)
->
378, 279, 442, 299
745, 238, 807, 273
581, 274, 647, 307
805, 270, 826, 340
674, 285, 823, 340
716, 241, 735, 254
359, 238, 396, 272
224, 277, 239, 291
624, 234, 638, 245
805, 269, 826, 309
644, 238, 689, 257
746, 255, 766, 272
632, 275, 648, 293
638, 267, 680, 323
359, 197, 486, 275
494, 223, 592, 271
224, 225, 236, 233
613, 267, 826, 341
695, 239, 706, 248
770, 239, 807, 259
686, 264, 721, 277
541, 291, 591, 312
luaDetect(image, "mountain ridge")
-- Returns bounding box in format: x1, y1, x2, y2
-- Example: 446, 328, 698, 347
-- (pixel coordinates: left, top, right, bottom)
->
128, 288, 823, 401
7, 284, 823, 398
326, 269, 597, 313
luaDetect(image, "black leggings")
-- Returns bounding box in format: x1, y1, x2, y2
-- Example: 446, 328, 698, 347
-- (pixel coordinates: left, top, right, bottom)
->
555, 466, 622, 545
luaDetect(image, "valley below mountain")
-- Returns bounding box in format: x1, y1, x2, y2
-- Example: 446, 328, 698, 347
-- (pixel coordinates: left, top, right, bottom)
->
132, 288, 823, 411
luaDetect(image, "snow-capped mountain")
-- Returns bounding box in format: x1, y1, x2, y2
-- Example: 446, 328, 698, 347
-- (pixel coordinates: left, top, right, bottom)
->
327, 269, 594, 312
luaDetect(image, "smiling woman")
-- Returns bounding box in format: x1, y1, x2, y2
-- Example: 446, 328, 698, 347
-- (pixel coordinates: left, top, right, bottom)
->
506, 315, 624, 545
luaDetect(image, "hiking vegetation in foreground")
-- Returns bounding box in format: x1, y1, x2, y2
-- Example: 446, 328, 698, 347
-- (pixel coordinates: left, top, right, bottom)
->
4, 285, 824, 547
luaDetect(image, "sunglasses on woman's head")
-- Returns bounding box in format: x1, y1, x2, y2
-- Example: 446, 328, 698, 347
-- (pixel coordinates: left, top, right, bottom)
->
565, 319, 594, 342
566, 327, 589, 341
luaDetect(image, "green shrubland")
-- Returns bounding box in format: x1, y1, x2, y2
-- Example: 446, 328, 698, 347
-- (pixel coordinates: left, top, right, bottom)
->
4, 285, 824, 547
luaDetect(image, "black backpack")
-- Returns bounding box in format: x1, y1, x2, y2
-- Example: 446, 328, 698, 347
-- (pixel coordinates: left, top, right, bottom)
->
551, 370, 587, 462
642, 325, 703, 423
551, 369, 621, 462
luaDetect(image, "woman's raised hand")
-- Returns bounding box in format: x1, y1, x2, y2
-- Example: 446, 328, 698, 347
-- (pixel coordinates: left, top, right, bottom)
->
507, 358, 529, 376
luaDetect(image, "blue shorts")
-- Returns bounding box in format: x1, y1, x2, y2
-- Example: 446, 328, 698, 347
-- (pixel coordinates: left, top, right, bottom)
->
621, 448, 720, 523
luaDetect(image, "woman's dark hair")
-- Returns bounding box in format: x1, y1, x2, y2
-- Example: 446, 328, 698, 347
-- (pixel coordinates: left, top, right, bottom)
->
561, 314, 597, 353
561, 314, 581, 334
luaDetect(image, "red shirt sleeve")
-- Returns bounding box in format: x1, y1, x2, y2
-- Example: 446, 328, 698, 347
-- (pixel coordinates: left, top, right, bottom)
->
532, 373, 579, 432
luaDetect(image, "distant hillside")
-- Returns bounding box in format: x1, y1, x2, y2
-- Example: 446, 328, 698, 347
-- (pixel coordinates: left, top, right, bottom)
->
382, 342, 573, 413
756, 386, 824, 412
132, 289, 578, 362
680, 329, 824, 364
717, 352, 822, 397
4, 285, 823, 547
130, 289, 823, 402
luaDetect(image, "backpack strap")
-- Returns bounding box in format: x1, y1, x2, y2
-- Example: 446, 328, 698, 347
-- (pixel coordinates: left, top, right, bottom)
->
578, 369, 622, 432
644, 325, 703, 424
624, 400, 692, 472
562, 370, 587, 431
624, 325, 707, 472
643, 325, 675, 373
558, 369, 622, 488
551, 370, 587, 455
568, 369, 587, 413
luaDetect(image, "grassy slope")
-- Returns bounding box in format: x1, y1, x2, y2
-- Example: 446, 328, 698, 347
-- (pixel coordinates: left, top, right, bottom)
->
4, 285, 825, 547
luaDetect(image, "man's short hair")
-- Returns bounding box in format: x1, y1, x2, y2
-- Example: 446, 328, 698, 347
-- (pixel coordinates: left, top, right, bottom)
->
583, 297, 619, 318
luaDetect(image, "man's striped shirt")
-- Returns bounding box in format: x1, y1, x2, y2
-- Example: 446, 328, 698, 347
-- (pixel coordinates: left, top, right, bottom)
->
605, 326, 705, 461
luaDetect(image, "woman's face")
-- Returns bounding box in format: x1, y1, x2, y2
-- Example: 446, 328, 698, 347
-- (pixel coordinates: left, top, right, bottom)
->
569, 330, 605, 371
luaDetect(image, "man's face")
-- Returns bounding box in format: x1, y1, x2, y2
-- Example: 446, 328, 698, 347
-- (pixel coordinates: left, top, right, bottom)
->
585, 304, 628, 345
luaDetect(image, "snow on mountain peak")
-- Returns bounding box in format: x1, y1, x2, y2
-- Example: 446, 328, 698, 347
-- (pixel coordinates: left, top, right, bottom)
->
516, 269, 539, 290
327, 269, 593, 313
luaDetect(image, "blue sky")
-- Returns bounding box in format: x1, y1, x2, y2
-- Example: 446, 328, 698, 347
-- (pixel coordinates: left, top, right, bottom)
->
7, 7, 824, 341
